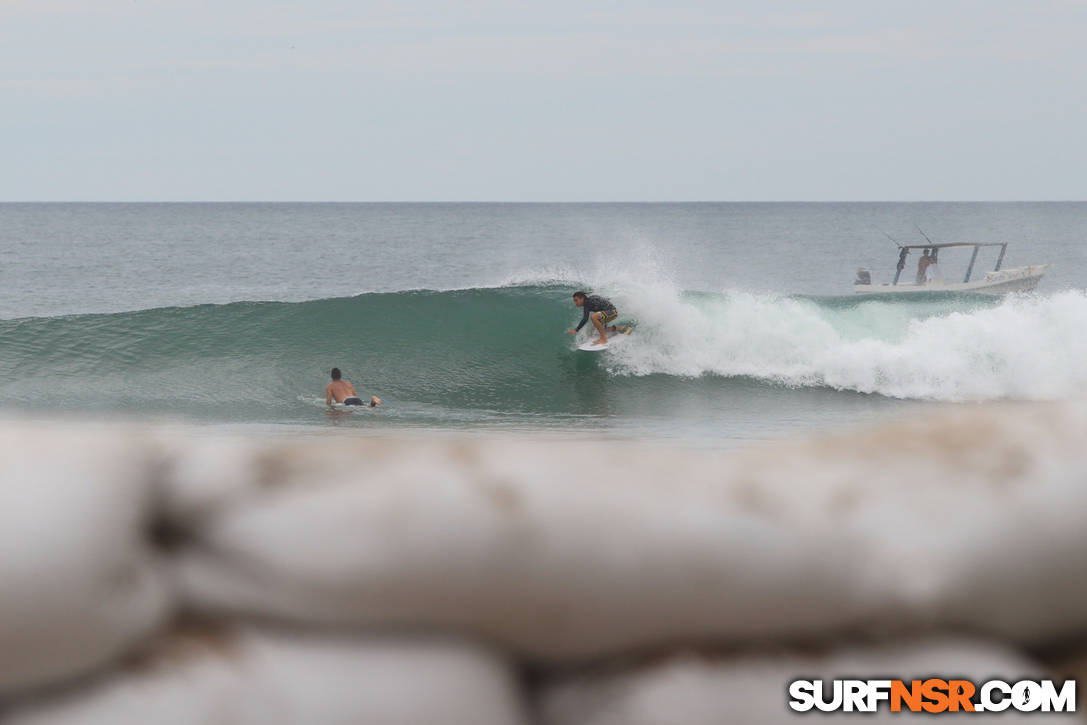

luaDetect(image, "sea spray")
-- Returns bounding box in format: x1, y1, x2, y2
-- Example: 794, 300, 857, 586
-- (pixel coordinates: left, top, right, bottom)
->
609, 288, 1087, 401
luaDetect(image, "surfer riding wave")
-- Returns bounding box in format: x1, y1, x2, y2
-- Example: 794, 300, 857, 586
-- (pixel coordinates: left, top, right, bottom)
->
567, 291, 619, 346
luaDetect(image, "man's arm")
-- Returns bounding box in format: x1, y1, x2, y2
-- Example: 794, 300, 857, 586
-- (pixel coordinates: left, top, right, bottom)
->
573, 307, 590, 332
325, 384, 333, 406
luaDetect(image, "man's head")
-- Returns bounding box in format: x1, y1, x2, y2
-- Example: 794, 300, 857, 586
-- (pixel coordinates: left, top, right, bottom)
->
573, 291, 587, 307
330, 367, 341, 380
923, 249, 930, 257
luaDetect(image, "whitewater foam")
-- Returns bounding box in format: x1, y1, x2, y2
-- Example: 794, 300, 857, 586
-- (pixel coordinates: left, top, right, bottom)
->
609, 288, 1087, 402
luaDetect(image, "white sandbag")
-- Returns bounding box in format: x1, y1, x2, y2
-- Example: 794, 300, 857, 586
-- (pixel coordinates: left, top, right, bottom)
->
167, 401, 1087, 659
154, 433, 279, 522
3, 627, 528, 725
0, 422, 172, 697
540, 636, 1075, 724
168, 436, 875, 659
770, 401, 1087, 643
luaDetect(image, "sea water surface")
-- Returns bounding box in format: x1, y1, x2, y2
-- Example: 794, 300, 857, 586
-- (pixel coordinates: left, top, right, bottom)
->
2, 203, 1085, 444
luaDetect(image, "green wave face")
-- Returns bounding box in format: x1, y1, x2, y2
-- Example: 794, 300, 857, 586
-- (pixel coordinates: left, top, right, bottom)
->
2, 285, 1084, 429
0, 286, 635, 422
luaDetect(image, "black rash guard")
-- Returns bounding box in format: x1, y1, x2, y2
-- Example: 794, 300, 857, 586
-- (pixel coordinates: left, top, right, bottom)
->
575, 294, 616, 332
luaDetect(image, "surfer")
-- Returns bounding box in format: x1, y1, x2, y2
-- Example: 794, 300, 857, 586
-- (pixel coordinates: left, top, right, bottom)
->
567, 291, 618, 346
325, 367, 382, 408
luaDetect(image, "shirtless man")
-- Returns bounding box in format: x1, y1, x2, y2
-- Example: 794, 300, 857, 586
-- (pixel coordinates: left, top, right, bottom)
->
325, 367, 382, 407
567, 291, 619, 346
916, 249, 932, 284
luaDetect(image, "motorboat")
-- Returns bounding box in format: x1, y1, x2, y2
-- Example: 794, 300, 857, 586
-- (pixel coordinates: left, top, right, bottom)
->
854, 242, 1047, 295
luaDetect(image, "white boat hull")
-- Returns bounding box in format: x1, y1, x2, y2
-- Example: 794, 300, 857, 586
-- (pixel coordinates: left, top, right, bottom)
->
854, 265, 1048, 295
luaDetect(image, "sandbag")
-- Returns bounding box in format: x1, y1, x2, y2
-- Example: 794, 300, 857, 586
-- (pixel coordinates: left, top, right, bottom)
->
166, 435, 874, 659
539, 636, 1074, 724
0, 422, 172, 697
165, 402, 1087, 660
3, 627, 528, 725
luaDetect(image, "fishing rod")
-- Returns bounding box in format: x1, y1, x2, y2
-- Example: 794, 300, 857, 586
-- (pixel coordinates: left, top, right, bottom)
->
876, 227, 904, 248
915, 224, 938, 261
915, 224, 937, 246
870, 226, 910, 283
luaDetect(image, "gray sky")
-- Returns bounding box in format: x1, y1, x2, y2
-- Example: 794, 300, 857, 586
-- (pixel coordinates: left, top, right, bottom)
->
3, 0, 1086, 201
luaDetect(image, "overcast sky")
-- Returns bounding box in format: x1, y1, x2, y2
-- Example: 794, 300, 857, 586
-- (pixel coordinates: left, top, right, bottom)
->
3, 0, 1085, 201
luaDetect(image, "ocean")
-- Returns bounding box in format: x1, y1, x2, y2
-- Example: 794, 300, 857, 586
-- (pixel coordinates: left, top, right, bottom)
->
2, 202, 1084, 445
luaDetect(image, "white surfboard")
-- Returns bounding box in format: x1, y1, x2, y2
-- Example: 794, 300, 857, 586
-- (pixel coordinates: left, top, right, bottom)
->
330, 402, 375, 411
577, 325, 634, 351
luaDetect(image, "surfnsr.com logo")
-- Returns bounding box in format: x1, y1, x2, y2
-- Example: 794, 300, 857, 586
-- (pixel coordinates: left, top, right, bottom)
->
788, 679, 1076, 714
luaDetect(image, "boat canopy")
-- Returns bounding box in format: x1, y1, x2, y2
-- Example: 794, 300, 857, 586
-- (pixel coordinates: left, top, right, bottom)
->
891, 242, 1008, 285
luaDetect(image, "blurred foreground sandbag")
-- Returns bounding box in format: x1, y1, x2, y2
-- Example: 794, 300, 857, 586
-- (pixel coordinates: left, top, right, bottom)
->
539, 636, 1075, 724
166, 401, 1087, 660
0, 424, 171, 697
165, 437, 873, 659
3, 627, 528, 725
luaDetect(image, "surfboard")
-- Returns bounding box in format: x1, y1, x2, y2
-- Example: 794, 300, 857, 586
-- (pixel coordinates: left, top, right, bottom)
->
577, 325, 634, 351
330, 402, 375, 410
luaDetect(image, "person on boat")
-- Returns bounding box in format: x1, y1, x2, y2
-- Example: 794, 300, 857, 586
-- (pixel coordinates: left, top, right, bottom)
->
926, 257, 944, 284
916, 249, 933, 284
325, 367, 382, 407
567, 291, 619, 346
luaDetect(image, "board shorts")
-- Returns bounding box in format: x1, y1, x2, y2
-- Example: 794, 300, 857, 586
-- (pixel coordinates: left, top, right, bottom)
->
342, 397, 364, 406
597, 308, 618, 325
